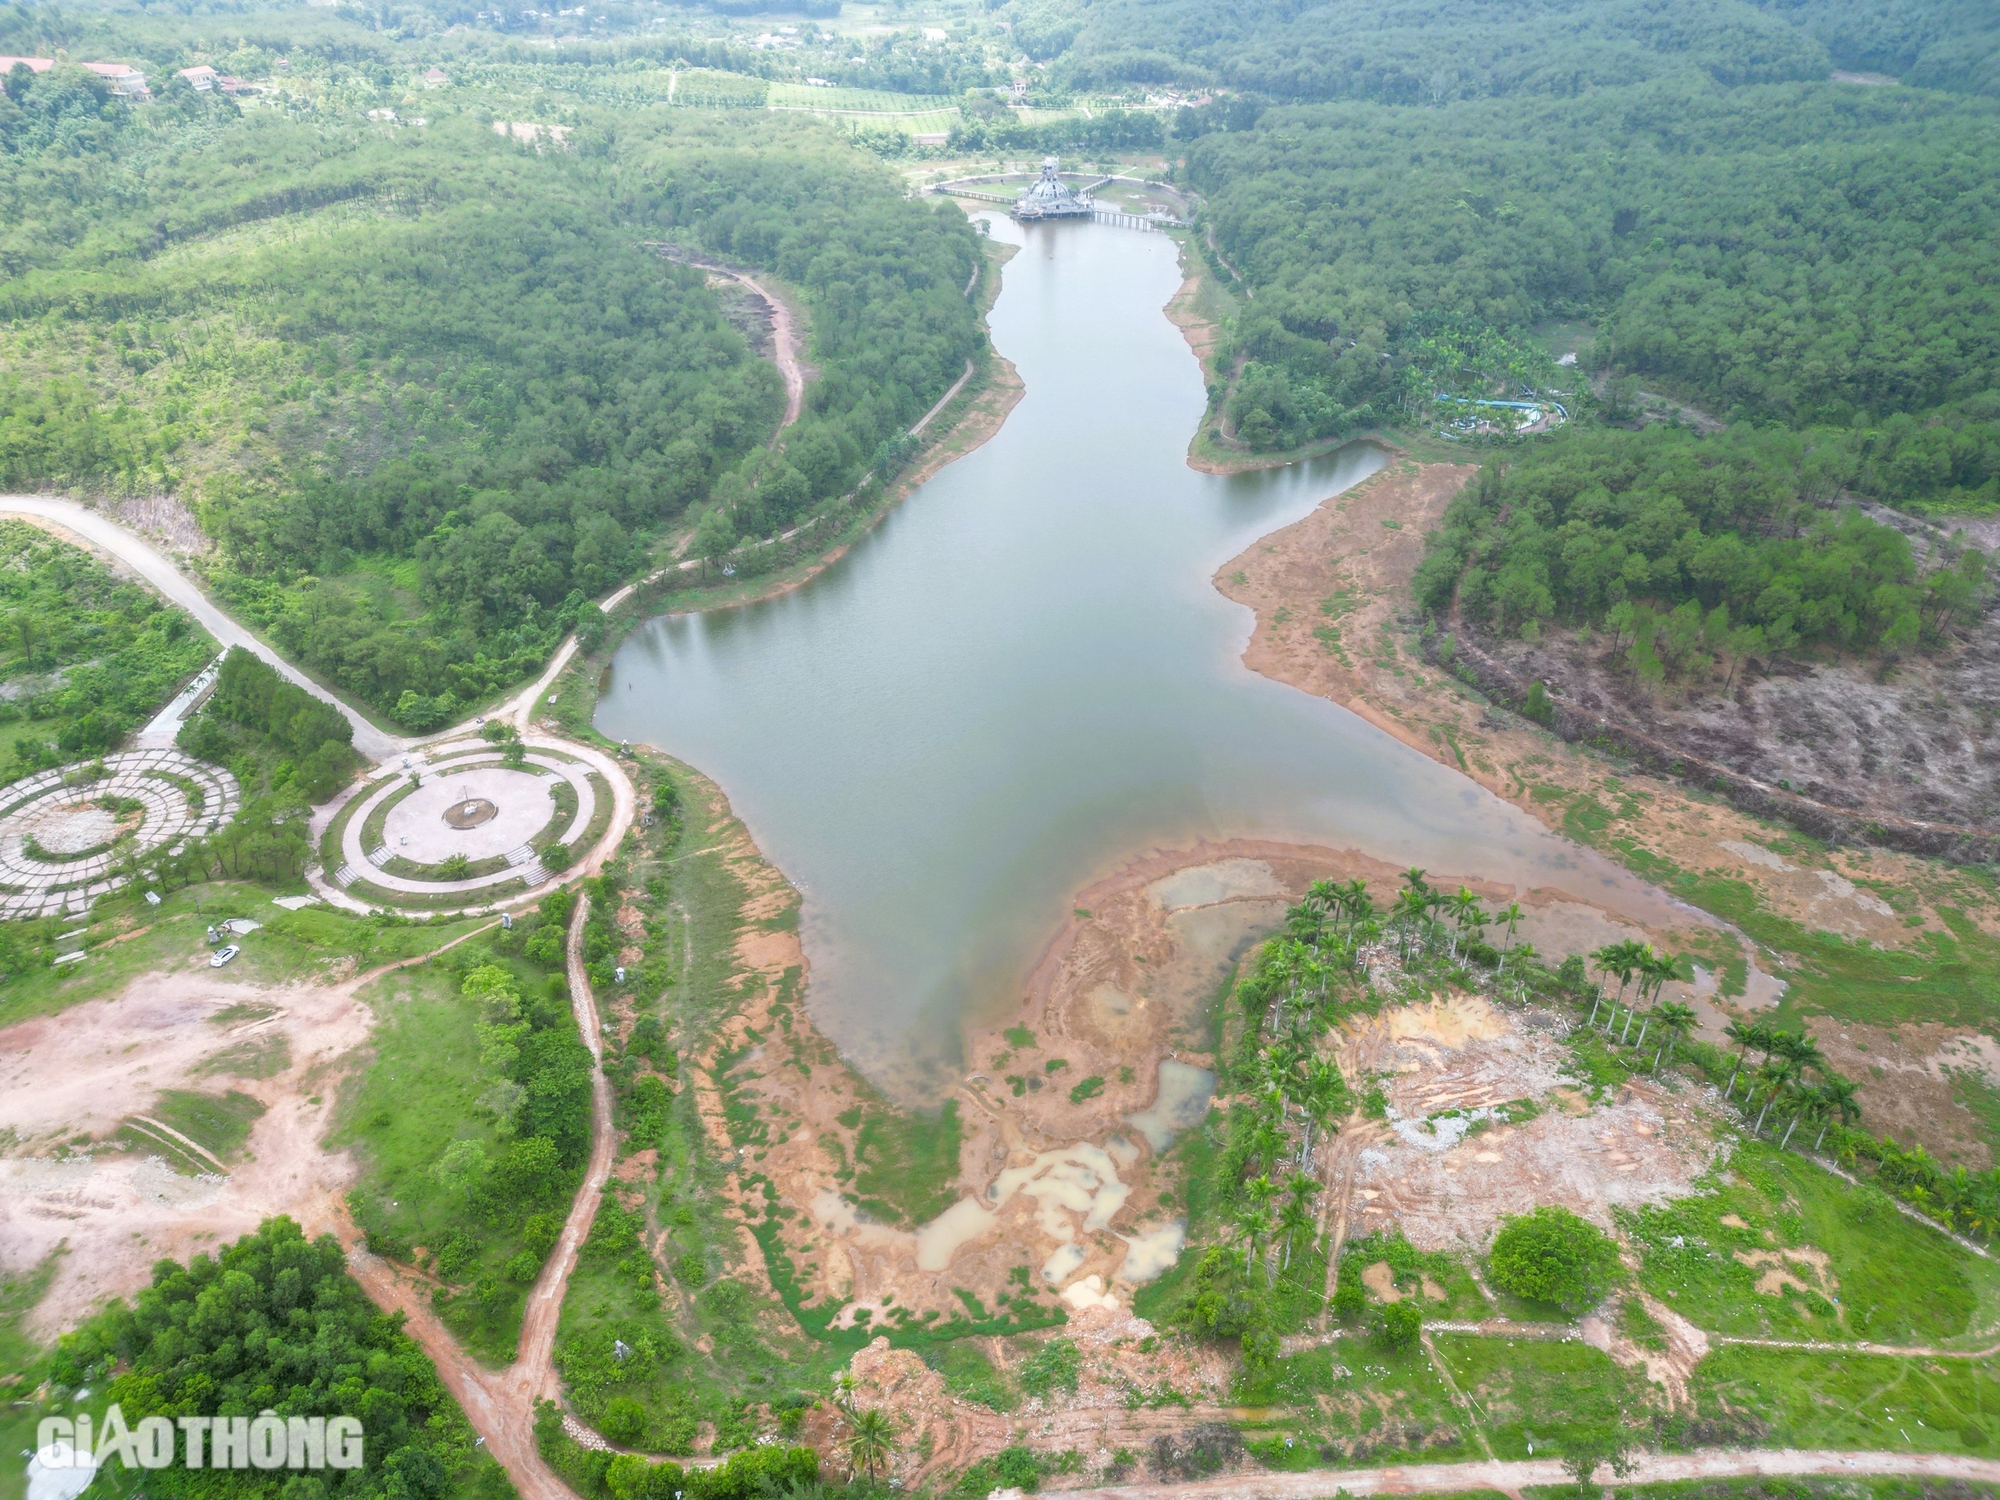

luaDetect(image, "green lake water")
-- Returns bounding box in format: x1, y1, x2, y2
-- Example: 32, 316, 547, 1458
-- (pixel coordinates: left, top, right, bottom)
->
596, 216, 1672, 1096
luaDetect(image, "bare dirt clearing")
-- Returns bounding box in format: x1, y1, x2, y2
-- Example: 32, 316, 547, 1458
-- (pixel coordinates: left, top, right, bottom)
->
1334, 994, 1721, 1251
0, 962, 382, 1335
1806, 1017, 2000, 1168
1480, 587, 2000, 831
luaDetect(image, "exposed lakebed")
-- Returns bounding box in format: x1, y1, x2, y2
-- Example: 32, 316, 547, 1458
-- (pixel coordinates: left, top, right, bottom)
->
597, 216, 1665, 1097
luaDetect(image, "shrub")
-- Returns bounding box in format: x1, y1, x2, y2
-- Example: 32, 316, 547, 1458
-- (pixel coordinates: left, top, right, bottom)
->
1489, 1204, 1621, 1313
1374, 1299, 1422, 1349
1331, 1275, 1367, 1324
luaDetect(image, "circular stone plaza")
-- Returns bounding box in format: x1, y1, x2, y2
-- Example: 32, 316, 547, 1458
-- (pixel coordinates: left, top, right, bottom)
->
310, 733, 621, 913
0, 749, 241, 920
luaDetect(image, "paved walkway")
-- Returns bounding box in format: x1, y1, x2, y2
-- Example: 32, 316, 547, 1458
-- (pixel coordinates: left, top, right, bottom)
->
0, 750, 239, 918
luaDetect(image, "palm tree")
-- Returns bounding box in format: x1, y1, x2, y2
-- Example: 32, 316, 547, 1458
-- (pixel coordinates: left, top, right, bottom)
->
1248, 1116, 1286, 1175
1812, 1075, 1862, 1151
1770, 1029, 1826, 1081
1752, 1058, 1799, 1135
1300, 1058, 1344, 1161
1780, 1082, 1825, 1149
1722, 1019, 1766, 1097
1618, 947, 1653, 1043
1505, 940, 1539, 1002
1340, 879, 1375, 937
847, 1408, 896, 1480
1593, 941, 1642, 1034
1653, 1000, 1698, 1071
1236, 1204, 1276, 1284
1446, 888, 1483, 959
1497, 902, 1524, 960
831, 1372, 858, 1417
1279, 1172, 1320, 1268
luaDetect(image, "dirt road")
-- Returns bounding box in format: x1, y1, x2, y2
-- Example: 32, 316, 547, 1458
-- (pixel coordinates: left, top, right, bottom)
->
338, 895, 616, 1500
0, 495, 404, 759
1062, 1448, 2000, 1500
676, 258, 806, 430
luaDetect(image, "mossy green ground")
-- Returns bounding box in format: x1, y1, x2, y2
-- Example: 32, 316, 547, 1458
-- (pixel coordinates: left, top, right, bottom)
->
1625, 1143, 2000, 1346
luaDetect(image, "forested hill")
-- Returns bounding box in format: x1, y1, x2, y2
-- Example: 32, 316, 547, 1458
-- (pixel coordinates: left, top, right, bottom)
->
0, 75, 981, 727
1181, 80, 2000, 509
1042, 0, 1999, 100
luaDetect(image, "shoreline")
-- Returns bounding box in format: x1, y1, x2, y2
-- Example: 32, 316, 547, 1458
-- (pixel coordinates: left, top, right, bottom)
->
1158, 239, 1415, 478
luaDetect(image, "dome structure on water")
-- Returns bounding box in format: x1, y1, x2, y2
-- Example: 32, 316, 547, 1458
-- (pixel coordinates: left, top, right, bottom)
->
1014, 157, 1093, 220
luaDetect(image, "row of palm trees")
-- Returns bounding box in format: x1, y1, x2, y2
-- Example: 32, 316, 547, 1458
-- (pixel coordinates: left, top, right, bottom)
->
1721, 1018, 1863, 1151
1585, 939, 1699, 1068
1582, 945, 2000, 1242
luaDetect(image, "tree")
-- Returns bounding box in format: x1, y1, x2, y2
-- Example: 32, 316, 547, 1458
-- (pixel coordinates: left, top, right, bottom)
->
1814, 1075, 1863, 1151
1723, 1019, 1770, 1098
846, 1408, 896, 1480
1488, 1205, 1620, 1314
1653, 1000, 1697, 1070
1373, 1299, 1423, 1350
695, 506, 739, 579
1559, 1426, 1634, 1495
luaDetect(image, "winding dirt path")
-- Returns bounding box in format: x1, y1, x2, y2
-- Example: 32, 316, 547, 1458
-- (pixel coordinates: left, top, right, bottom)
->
338, 896, 615, 1500
648, 251, 806, 430
0, 495, 404, 759
1064, 1447, 2000, 1500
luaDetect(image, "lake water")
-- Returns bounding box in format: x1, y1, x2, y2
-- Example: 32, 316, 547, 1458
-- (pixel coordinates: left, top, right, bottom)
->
597, 216, 1661, 1098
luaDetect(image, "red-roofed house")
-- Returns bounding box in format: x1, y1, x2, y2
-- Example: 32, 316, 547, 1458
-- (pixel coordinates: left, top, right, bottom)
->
2, 56, 150, 98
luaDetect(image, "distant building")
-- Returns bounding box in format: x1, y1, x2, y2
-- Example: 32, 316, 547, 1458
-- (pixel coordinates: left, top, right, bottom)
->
423, 67, 449, 87
921, 26, 947, 41
1013, 157, 1093, 221
175, 64, 248, 93
83, 61, 149, 99
2, 56, 149, 99
913, 132, 948, 146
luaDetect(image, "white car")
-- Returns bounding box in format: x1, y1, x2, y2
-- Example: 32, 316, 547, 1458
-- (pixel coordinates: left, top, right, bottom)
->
209, 944, 241, 969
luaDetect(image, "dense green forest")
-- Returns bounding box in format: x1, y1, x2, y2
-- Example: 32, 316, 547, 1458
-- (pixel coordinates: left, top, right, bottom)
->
0, 520, 212, 772
1413, 425, 1991, 670
0, 62, 981, 726
1036, 0, 1999, 100
42, 1216, 514, 1500
1182, 81, 2000, 488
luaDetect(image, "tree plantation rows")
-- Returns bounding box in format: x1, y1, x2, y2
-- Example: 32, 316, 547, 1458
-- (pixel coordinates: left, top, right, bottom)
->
1413, 426, 1992, 668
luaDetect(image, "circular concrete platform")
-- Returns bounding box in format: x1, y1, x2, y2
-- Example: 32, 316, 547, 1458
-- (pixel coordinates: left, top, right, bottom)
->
381, 767, 554, 866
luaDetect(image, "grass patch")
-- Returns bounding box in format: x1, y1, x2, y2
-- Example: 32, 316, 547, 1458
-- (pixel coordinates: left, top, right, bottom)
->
190, 1029, 291, 1079
332, 920, 582, 1368
1691, 1344, 2000, 1450
925, 1340, 1018, 1410
1262, 1337, 1474, 1463
1434, 1331, 1650, 1459
150, 1088, 265, 1160
850, 1099, 964, 1228
1622, 1142, 2000, 1345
